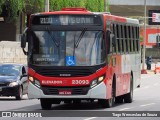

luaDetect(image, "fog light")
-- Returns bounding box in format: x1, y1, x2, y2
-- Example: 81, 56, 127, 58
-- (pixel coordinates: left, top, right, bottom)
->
91, 79, 98, 88
35, 80, 41, 88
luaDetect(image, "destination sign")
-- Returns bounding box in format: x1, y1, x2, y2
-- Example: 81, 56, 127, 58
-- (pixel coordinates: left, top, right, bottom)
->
31, 15, 102, 25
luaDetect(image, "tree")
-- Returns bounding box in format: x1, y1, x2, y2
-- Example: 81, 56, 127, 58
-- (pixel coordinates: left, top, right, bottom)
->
0, 0, 106, 23
0, 0, 5, 13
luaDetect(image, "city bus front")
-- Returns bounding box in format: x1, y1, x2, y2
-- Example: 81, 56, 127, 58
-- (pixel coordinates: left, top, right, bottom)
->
26, 13, 108, 108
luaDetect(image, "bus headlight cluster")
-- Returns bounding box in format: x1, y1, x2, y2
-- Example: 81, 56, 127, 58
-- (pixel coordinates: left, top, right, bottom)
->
90, 75, 105, 88
29, 76, 41, 88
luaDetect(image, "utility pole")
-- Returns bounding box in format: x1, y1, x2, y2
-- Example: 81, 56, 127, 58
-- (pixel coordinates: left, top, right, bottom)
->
104, 0, 107, 12
142, 0, 147, 73
45, 0, 49, 12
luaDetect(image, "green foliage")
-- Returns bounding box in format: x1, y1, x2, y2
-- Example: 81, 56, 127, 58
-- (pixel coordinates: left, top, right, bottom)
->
0, 0, 107, 23
0, 0, 5, 13
49, 0, 104, 12
25, 0, 45, 13
6, 0, 25, 23
50, 0, 86, 11
85, 0, 104, 12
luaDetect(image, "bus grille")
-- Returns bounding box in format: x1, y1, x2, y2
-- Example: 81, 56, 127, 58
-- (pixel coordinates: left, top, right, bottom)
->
37, 69, 92, 77
41, 86, 90, 95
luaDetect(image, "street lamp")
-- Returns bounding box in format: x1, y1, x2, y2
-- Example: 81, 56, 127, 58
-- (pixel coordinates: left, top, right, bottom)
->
142, 0, 147, 74
104, 0, 107, 12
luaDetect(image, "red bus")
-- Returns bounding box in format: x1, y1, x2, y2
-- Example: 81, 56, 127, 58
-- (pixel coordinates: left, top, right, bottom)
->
21, 8, 141, 109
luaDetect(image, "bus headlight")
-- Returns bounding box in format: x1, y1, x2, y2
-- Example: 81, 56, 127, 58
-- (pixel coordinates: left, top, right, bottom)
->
29, 76, 41, 88
29, 76, 34, 82
91, 75, 105, 88
98, 76, 105, 82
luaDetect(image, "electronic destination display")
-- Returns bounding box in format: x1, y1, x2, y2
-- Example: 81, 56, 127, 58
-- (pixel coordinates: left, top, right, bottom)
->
31, 15, 102, 26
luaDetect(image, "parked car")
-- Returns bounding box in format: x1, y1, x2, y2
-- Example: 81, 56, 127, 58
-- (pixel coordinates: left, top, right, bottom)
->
0, 63, 28, 100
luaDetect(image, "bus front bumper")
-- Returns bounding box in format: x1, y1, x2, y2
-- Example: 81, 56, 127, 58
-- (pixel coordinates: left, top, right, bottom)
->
28, 82, 106, 99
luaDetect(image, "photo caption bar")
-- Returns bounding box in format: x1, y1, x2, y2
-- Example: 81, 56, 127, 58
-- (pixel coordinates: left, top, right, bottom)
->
0, 111, 160, 117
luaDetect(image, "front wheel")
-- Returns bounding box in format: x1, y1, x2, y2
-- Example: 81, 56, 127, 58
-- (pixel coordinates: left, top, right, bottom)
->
98, 82, 115, 108
98, 98, 114, 108
115, 96, 124, 103
40, 99, 52, 110
16, 86, 23, 100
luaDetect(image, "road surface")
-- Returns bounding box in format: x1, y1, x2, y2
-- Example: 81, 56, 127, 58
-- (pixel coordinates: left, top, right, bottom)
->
0, 74, 160, 120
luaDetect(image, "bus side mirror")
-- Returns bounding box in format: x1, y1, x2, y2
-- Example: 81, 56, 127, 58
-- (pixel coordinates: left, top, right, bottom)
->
21, 28, 28, 55
21, 34, 26, 48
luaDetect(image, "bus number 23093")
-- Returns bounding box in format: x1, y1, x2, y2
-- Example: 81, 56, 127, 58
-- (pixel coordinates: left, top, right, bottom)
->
72, 80, 89, 85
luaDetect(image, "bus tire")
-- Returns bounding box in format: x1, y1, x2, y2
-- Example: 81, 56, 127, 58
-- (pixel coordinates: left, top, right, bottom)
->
98, 80, 115, 108
40, 98, 52, 110
115, 96, 123, 103
124, 75, 133, 103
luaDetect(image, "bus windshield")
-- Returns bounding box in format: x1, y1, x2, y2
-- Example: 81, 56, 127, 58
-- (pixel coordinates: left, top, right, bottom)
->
30, 30, 106, 66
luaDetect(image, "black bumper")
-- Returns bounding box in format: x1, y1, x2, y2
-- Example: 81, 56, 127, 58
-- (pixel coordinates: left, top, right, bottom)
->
0, 86, 19, 96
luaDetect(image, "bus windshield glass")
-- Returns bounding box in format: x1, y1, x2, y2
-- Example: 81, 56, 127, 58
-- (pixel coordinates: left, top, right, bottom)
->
30, 31, 105, 66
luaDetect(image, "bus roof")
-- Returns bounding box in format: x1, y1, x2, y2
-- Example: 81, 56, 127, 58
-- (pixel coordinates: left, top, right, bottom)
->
40, 7, 92, 15
32, 7, 139, 25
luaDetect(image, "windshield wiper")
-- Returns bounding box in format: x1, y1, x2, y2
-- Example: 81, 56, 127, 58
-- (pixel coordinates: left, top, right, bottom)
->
72, 28, 87, 61
47, 31, 59, 47
75, 27, 87, 48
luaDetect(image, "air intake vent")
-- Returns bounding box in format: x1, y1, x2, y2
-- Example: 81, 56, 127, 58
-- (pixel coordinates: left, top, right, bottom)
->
37, 68, 93, 77
0, 82, 8, 87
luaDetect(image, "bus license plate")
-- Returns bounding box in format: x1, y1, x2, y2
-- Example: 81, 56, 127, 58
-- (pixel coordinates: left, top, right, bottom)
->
59, 90, 72, 95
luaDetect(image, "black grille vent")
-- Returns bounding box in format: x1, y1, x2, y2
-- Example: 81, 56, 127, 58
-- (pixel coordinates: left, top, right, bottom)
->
37, 69, 92, 77
42, 86, 90, 95
0, 83, 8, 87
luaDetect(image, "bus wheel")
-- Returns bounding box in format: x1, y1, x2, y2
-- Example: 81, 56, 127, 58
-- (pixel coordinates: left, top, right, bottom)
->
99, 84, 115, 108
115, 96, 123, 103
124, 75, 133, 103
40, 98, 52, 110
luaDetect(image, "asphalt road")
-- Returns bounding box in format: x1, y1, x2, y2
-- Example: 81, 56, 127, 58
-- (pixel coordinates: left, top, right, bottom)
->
0, 74, 160, 120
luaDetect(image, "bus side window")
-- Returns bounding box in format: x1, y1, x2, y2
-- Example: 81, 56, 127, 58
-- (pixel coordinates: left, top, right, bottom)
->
124, 25, 128, 53
133, 26, 136, 52
106, 21, 112, 54
112, 24, 116, 53
116, 24, 120, 53
136, 26, 140, 52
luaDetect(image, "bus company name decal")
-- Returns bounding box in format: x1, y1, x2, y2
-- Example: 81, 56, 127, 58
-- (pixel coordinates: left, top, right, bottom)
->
41, 80, 89, 85
42, 80, 63, 85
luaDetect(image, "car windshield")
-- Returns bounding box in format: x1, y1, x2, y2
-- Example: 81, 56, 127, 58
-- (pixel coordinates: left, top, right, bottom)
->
0, 65, 20, 76
30, 30, 106, 66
